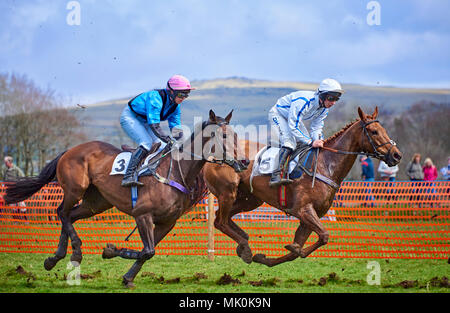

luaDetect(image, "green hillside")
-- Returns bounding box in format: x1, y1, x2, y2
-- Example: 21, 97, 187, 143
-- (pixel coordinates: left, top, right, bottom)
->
72, 77, 450, 150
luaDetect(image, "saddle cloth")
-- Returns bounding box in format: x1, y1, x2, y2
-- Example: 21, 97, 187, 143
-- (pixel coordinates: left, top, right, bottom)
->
109, 149, 162, 175
251, 146, 314, 179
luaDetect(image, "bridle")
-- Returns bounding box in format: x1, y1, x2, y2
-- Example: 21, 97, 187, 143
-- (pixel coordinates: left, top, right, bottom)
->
322, 119, 396, 161
168, 121, 247, 171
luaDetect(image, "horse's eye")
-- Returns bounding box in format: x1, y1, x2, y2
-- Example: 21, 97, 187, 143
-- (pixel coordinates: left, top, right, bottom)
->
371, 130, 378, 136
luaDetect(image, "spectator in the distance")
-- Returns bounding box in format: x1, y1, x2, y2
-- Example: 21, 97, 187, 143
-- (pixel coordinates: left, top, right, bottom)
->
2, 156, 27, 223
423, 157, 438, 207
406, 153, 424, 181
2, 156, 25, 181
423, 158, 438, 181
406, 153, 424, 204
360, 156, 375, 207
378, 160, 399, 203
378, 160, 399, 181
361, 155, 374, 181
439, 156, 450, 180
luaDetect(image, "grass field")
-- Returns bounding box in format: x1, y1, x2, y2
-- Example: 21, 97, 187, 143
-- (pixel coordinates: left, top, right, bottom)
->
0, 252, 448, 293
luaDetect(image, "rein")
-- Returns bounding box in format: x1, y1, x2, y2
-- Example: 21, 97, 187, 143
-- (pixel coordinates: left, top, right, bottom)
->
144, 122, 243, 194
321, 120, 396, 160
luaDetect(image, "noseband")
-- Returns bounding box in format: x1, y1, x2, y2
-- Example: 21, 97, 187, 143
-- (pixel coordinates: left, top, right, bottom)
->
361, 120, 396, 161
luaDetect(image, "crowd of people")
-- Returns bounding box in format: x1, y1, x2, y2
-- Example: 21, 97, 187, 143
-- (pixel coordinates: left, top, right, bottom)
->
359, 154, 449, 182
358, 154, 449, 207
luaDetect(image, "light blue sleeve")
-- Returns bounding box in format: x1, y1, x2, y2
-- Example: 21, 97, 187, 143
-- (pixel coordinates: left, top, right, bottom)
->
145, 91, 163, 124
168, 105, 182, 129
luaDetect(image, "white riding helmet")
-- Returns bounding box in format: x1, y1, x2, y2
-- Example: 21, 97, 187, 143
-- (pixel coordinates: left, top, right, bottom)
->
318, 78, 345, 94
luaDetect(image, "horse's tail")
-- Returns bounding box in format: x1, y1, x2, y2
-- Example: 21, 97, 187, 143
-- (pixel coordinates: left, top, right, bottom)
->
4, 151, 66, 204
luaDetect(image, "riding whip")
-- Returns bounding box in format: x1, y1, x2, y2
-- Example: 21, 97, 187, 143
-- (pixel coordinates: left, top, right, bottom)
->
125, 226, 137, 241
311, 135, 321, 188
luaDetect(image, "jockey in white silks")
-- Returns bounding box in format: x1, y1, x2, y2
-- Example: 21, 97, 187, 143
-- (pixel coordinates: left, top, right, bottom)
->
267, 78, 344, 187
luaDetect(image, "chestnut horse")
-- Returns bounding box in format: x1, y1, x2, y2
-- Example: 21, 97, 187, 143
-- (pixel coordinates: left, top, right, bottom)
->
5, 110, 245, 287
205, 107, 402, 266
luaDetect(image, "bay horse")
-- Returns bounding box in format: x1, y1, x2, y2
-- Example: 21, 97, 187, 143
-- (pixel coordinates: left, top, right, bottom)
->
205, 107, 402, 266
5, 110, 246, 287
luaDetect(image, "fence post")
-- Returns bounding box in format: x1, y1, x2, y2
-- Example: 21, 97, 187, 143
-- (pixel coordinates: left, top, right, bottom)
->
207, 192, 215, 261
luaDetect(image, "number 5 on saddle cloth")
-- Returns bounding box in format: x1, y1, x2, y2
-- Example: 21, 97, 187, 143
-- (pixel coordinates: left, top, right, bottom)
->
250, 145, 340, 192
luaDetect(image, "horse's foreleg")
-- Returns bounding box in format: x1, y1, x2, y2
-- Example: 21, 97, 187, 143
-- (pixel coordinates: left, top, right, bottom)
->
122, 213, 155, 288
214, 197, 254, 264
228, 216, 249, 241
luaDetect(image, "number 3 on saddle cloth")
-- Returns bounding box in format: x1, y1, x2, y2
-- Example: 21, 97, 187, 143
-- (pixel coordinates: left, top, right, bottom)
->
110, 147, 189, 209
250, 146, 316, 208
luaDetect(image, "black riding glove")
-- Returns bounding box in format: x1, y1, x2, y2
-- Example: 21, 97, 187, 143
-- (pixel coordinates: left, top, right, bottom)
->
171, 128, 184, 141
149, 123, 173, 143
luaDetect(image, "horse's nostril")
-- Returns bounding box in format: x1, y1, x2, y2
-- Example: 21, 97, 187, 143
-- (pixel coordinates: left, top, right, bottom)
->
394, 152, 402, 160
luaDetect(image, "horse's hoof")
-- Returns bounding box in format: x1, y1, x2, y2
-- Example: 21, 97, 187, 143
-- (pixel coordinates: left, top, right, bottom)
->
124, 281, 135, 289
236, 244, 252, 264
285, 243, 301, 256
70, 252, 82, 264
102, 244, 119, 259
44, 257, 57, 271
122, 278, 135, 289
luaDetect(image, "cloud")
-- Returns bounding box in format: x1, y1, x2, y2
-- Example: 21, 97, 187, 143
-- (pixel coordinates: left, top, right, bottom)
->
0, 0, 448, 104
310, 29, 450, 68
0, 0, 59, 55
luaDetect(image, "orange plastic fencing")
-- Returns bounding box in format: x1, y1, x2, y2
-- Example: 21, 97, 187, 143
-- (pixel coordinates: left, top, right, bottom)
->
0, 181, 449, 259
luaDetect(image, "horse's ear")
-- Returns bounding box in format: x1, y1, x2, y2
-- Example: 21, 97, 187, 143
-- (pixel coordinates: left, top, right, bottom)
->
225, 110, 233, 124
372, 106, 379, 119
358, 107, 367, 121
209, 110, 216, 122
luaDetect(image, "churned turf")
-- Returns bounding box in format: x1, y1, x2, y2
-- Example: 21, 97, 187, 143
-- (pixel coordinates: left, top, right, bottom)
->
0, 253, 448, 293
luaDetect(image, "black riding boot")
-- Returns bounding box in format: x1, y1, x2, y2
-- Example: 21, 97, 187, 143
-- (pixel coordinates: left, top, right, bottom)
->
121, 146, 148, 187
269, 147, 293, 188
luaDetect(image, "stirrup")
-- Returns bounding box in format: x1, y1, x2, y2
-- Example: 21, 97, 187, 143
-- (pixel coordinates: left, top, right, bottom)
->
269, 177, 293, 188
121, 172, 144, 187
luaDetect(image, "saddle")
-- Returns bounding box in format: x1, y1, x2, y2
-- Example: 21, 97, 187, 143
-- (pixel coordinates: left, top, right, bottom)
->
250, 144, 340, 193
118, 142, 164, 177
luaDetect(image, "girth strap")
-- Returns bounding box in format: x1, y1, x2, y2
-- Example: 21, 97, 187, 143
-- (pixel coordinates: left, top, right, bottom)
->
289, 145, 340, 190
152, 172, 190, 194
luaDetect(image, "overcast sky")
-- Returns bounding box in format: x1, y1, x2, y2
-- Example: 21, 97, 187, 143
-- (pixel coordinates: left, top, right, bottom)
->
1, 0, 449, 104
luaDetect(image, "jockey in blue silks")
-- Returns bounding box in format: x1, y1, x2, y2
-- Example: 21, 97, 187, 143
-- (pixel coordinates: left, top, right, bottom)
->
267, 78, 344, 187
120, 74, 196, 187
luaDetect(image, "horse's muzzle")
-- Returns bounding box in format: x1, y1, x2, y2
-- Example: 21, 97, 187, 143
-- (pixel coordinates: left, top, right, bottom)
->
386, 149, 402, 166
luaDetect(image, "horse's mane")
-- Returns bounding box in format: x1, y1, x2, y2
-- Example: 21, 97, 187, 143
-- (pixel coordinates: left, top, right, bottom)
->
324, 119, 360, 145
184, 120, 209, 146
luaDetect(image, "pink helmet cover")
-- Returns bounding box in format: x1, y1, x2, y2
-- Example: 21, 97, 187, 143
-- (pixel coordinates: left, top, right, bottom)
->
167, 75, 196, 90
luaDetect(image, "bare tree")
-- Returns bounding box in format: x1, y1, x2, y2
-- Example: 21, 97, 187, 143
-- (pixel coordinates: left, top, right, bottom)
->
0, 72, 86, 176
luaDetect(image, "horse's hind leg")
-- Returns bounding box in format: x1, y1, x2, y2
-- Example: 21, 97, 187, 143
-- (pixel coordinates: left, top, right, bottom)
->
44, 193, 112, 270
44, 201, 69, 270
215, 195, 262, 264
252, 222, 312, 267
